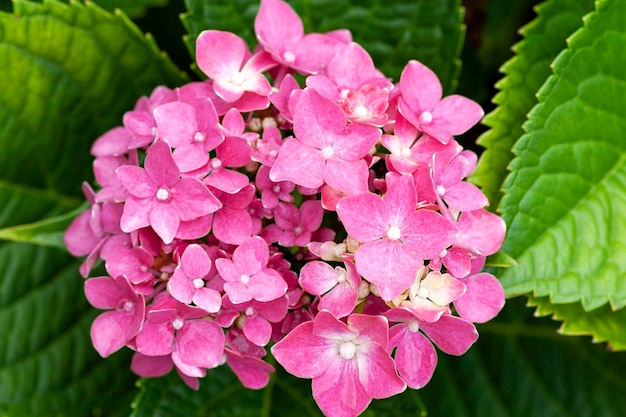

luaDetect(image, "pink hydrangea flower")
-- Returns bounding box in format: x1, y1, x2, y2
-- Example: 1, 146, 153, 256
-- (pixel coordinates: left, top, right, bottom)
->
84, 275, 145, 357
116, 140, 221, 244
272, 311, 406, 417
398, 60, 484, 144
336, 175, 456, 300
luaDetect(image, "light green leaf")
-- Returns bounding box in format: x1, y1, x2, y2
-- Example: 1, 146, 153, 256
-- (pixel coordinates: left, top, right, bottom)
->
498, 0, 626, 317
419, 297, 626, 417
181, 0, 465, 90
0, 243, 136, 417
471, 0, 593, 209
2, 0, 170, 18
0, 203, 85, 249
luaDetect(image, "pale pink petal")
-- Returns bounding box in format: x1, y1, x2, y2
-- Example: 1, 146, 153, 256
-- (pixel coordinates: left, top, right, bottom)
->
292, 33, 346, 75
402, 210, 456, 259
180, 244, 211, 278
327, 42, 378, 89
313, 357, 371, 417
254, 0, 303, 62
456, 209, 506, 256
248, 269, 287, 302
168, 269, 194, 304
318, 282, 357, 318
399, 60, 442, 113
192, 288, 222, 313
323, 157, 370, 196
153, 102, 196, 148
299, 261, 340, 295
443, 182, 489, 211
234, 236, 269, 274
116, 165, 154, 199
91, 126, 132, 157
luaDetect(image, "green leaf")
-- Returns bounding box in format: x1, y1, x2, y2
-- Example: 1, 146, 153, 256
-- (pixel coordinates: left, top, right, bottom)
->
529, 295, 626, 350
471, 0, 593, 209
0, 203, 86, 249
419, 297, 626, 417
2, 0, 170, 18
0, 243, 136, 417
497, 0, 626, 322
181, 0, 465, 90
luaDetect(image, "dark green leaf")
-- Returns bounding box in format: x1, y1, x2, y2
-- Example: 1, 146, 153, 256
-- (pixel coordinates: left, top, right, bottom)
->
0, 244, 136, 417
181, 0, 465, 90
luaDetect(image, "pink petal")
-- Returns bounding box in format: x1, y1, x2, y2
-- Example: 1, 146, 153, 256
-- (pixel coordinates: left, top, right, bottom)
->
313, 357, 371, 417
153, 102, 196, 148
254, 0, 303, 61
327, 42, 378, 89
299, 261, 340, 295
243, 314, 272, 346
271, 321, 340, 378
390, 325, 437, 389
196, 30, 246, 80
90, 306, 143, 358
136, 320, 174, 356
181, 244, 211, 278
336, 192, 387, 242
318, 282, 358, 318
357, 342, 406, 399
269, 139, 324, 189
323, 157, 370, 196
248, 269, 288, 302
454, 273, 505, 323
176, 320, 225, 369
443, 182, 489, 211
234, 236, 269, 274
420, 314, 478, 355
192, 288, 222, 313
65, 210, 100, 256
212, 207, 253, 245
456, 209, 506, 256
355, 240, 421, 300
399, 60, 442, 113
149, 203, 180, 244
204, 168, 250, 194
119, 196, 151, 233
131, 353, 173, 378
116, 165, 154, 199
168, 269, 194, 304
172, 177, 222, 220
84, 276, 125, 310
144, 140, 179, 189
432, 95, 484, 135
402, 209, 456, 259
226, 349, 275, 389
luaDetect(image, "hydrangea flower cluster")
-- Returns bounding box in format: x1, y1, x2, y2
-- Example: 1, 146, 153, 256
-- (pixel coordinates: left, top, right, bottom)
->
64, 0, 506, 415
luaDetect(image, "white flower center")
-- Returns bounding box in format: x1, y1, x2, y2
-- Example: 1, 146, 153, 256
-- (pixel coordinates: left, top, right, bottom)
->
407, 320, 420, 333
401, 147, 412, 157
386, 225, 402, 241
419, 111, 433, 124
172, 318, 184, 330
336, 273, 346, 284
339, 341, 357, 360
283, 51, 296, 63
321, 145, 334, 159
194, 131, 205, 142
436, 185, 446, 196
231, 71, 245, 86
245, 307, 255, 317
240, 274, 250, 285
211, 158, 223, 169
193, 278, 205, 289
353, 104, 369, 119
123, 300, 134, 312
155, 188, 170, 201
439, 248, 448, 258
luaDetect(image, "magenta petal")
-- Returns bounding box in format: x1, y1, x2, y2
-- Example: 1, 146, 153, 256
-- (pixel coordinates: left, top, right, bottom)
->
144, 141, 179, 188
456, 209, 506, 256
168, 269, 194, 304
84, 276, 125, 309
204, 168, 250, 194
271, 321, 338, 378
172, 177, 221, 220
119, 196, 151, 233
392, 325, 437, 389
254, 0, 303, 59
90, 308, 140, 357
420, 314, 478, 356
136, 320, 175, 356
348, 314, 389, 349
454, 273, 505, 323
226, 349, 275, 389
299, 261, 340, 295
65, 210, 100, 256
243, 314, 272, 346
131, 353, 174, 378
234, 236, 269, 273
176, 320, 225, 369
212, 207, 252, 245
443, 247, 472, 279
443, 182, 489, 211
149, 203, 180, 244
269, 139, 324, 189
181, 244, 211, 278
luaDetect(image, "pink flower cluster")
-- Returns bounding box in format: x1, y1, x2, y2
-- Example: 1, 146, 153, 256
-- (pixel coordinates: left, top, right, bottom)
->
64, 0, 506, 415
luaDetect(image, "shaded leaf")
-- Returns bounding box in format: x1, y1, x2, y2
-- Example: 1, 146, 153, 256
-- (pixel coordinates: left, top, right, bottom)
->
0, 244, 136, 417
181, 0, 465, 90
471, 0, 593, 208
